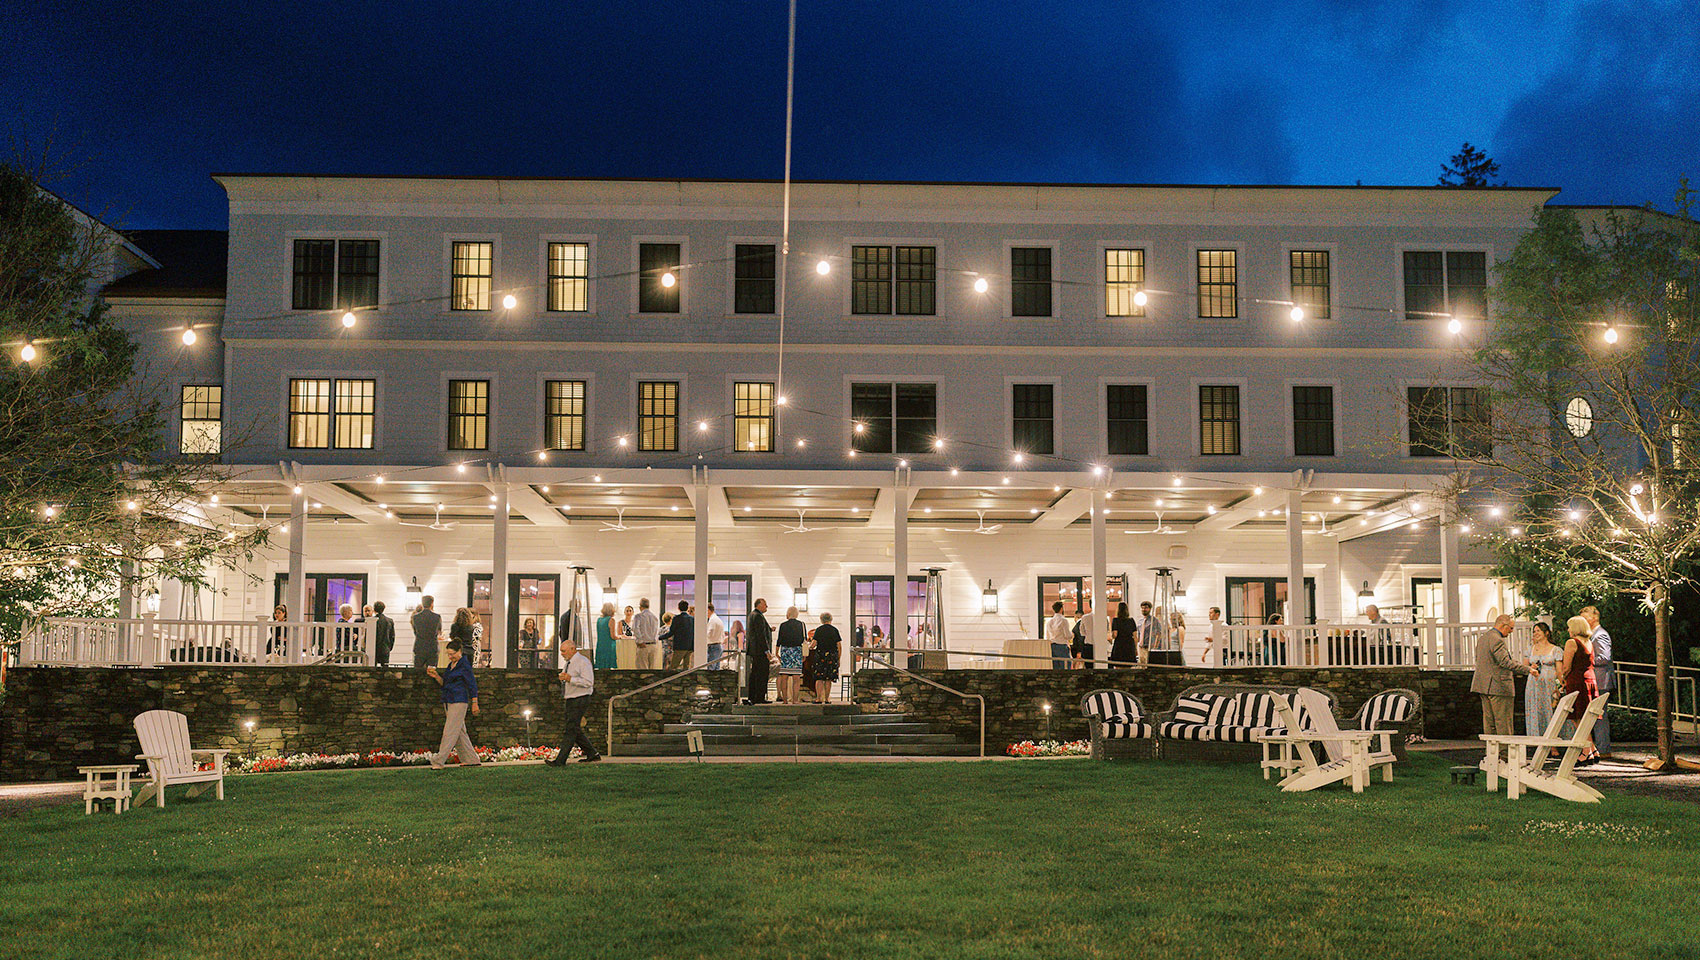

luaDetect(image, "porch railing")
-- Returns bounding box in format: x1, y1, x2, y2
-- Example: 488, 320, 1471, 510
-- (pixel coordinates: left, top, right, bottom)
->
1207, 620, 1534, 669
19, 617, 374, 667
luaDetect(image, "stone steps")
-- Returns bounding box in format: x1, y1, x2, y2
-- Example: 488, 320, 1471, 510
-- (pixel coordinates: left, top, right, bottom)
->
611, 741, 979, 757
625, 731, 963, 745
615, 703, 974, 758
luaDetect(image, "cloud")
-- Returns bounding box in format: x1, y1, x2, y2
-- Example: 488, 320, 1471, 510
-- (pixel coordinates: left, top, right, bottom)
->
1493, 1, 1700, 206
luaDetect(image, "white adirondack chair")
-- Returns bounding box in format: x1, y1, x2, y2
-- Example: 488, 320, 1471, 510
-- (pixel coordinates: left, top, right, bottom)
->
1480, 693, 1605, 802
1262, 691, 1396, 793
132, 710, 230, 808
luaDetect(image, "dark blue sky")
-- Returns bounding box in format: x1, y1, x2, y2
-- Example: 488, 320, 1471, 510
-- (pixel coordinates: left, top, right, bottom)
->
3, 1, 1695, 229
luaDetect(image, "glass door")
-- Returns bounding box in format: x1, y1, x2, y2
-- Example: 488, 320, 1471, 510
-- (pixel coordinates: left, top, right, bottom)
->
468, 574, 560, 668
1225, 576, 1316, 625
274, 573, 369, 622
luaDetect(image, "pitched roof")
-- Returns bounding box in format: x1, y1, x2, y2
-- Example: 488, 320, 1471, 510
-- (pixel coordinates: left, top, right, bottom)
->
105, 229, 228, 298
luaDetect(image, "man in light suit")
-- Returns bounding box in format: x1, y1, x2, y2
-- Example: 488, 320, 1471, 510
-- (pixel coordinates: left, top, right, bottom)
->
1471, 614, 1531, 766
1579, 605, 1613, 756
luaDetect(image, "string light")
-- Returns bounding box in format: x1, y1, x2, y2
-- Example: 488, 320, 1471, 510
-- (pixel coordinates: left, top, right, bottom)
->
1253, 486, 1264, 496
617, 436, 629, 448
1447, 317, 1462, 335
43, 505, 56, 518
181, 328, 198, 346
933, 438, 945, 450
660, 272, 676, 288
973, 277, 989, 294
1011, 452, 1025, 465
1567, 509, 1581, 521
1133, 290, 1148, 308
697, 420, 709, 432
502, 294, 517, 310
1604, 325, 1619, 345
20, 342, 36, 362
125, 500, 138, 511
815, 260, 830, 275
1289, 306, 1305, 323
456, 463, 468, 473
341, 311, 356, 328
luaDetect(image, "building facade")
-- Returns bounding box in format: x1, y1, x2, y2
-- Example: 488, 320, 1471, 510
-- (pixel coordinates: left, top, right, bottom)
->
107, 177, 1561, 670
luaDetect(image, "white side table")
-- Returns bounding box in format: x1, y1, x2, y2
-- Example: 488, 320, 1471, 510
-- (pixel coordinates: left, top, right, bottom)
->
78, 764, 139, 815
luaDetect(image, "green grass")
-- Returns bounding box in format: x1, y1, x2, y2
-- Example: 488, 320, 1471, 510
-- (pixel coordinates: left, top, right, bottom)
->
4, 754, 1697, 960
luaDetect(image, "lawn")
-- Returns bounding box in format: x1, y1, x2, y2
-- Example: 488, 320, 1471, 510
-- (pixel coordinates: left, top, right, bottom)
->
4, 755, 1696, 960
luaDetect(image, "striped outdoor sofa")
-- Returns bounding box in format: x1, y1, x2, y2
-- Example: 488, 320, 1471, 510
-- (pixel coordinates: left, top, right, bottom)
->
1154, 684, 1338, 762
1080, 689, 1157, 760
1345, 688, 1422, 760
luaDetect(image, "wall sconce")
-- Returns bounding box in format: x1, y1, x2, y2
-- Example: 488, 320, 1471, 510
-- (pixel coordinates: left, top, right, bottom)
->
145, 588, 161, 614
981, 579, 999, 614
600, 577, 616, 607
1356, 580, 1375, 615
793, 578, 809, 612
405, 576, 423, 594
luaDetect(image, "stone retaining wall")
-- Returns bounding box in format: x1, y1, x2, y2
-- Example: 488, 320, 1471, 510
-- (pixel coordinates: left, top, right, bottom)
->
0, 666, 740, 782
850, 667, 1480, 752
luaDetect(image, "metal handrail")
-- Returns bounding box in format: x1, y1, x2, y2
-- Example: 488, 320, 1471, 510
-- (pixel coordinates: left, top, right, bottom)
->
604, 650, 744, 756
862, 654, 986, 757
853, 645, 1141, 669
1609, 660, 1700, 731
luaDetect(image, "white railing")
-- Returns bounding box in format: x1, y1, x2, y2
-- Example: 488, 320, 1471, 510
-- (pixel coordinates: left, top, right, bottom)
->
19, 617, 375, 668
1208, 620, 1535, 669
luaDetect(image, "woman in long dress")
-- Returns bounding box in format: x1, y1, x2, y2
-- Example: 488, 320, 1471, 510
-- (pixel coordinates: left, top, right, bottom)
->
1560, 615, 1601, 764
1524, 621, 1563, 735
1107, 602, 1138, 668
593, 601, 618, 670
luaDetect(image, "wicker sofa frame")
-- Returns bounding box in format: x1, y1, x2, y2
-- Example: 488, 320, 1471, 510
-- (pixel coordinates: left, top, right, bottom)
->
1153, 683, 1338, 763
1079, 690, 1158, 760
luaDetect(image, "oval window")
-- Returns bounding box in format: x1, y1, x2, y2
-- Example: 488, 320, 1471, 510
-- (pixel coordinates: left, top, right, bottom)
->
1565, 396, 1593, 438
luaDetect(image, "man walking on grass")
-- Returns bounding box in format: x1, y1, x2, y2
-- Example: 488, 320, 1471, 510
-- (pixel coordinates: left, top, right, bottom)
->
549, 634, 602, 765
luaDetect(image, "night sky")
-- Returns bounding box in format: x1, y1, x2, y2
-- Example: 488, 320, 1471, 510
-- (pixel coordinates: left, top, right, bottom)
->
3, 1, 1695, 229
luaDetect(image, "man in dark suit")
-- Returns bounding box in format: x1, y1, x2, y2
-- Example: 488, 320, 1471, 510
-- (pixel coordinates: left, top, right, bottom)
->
665, 600, 695, 671
411, 595, 443, 668
372, 600, 396, 666
745, 598, 772, 704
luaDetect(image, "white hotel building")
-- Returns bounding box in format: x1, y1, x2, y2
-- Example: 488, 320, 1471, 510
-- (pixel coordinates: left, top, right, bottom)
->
105, 176, 1562, 669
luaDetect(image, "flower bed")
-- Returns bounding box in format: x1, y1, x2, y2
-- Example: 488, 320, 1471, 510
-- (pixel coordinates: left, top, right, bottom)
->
226, 745, 572, 774
1005, 739, 1091, 758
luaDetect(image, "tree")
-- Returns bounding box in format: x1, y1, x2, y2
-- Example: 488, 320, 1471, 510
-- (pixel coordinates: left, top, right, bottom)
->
1439, 142, 1503, 187
1439, 187, 1698, 767
0, 157, 264, 659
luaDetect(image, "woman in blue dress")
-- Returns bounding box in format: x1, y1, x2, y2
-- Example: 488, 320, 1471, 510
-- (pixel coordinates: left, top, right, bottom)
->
594, 602, 619, 670
1524, 621, 1563, 735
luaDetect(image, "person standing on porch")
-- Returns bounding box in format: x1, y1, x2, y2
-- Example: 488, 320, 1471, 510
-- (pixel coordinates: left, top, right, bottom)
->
1579, 605, 1613, 756
704, 603, 727, 669
1203, 607, 1221, 666
776, 607, 807, 704
746, 599, 773, 704
632, 598, 661, 669
548, 633, 602, 765
372, 601, 395, 667
1046, 601, 1071, 670
1108, 602, 1138, 668
1134, 600, 1155, 665
1471, 614, 1530, 767
424, 639, 481, 769
594, 602, 618, 670
810, 612, 843, 704
666, 600, 695, 671
411, 595, 442, 668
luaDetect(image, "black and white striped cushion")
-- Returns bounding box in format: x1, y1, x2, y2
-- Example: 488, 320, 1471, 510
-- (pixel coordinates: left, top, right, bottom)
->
1100, 715, 1154, 739
1158, 721, 1215, 741
1235, 693, 1279, 728
1361, 692, 1414, 725
1174, 693, 1236, 726
1083, 691, 1139, 720
1213, 725, 1287, 743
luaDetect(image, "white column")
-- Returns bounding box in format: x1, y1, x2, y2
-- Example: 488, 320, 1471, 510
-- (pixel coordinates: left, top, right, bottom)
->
1091, 488, 1107, 661
288, 483, 308, 635
893, 476, 910, 658
694, 479, 711, 667
1286, 490, 1306, 626
1440, 519, 1462, 624
491, 483, 510, 668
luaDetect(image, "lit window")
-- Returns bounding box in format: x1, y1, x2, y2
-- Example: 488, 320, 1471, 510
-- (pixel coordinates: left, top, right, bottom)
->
451, 242, 493, 311
180, 385, 222, 454
448, 380, 489, 450
289, 378, 375, 449
1564, 396, 1593, 438
638, 381, 679, 451
545, 380, 586, 450
1197, 250, 1238, 318
734, 381, 775, 452
547, 243, 588, 312
1105, 248, 1146, 317
1199, 385, 1241, 455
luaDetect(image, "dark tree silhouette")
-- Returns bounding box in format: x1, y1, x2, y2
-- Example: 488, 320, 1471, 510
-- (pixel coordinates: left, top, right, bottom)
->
1439, 142, 1504, 187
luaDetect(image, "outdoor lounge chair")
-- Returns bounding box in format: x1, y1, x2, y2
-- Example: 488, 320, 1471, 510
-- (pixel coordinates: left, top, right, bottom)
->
132, 709, 230, 808
1480, 693, 1604, 802
1345, 688, 1422, 760
1260, 692, 1395, 793
1080, 689, 1156, 760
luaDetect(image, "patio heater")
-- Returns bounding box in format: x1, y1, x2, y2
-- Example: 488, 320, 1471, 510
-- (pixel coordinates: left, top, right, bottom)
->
1148, 566, 1182, 665
920, 567, 947, 669
565, 566, 596, 667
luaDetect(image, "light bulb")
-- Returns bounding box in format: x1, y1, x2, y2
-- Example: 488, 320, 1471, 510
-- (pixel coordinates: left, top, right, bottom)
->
210, 494, 219, 504
853, 422, 865, 434
375, 475, 385, 484
1568, 509, 1581, 521
1604, 326, 1619, 345
1253, 486, 1264, 496
898, 459, 909, 468
1171, 476, 1182, 486
20, 342, 36, 362
1629, 483, 1644, 495
341, 311, 356, 328
776, 395, 789, 406
973, 277, 989, 294
617, 436, 629, 448
537, 450, 548, 462
660, 271, 676, 288
502, 293, 517, 310
1001, 477, 1011, 485
697, 420, 708, 432
1448, 317, 1462, 335
796, 438, 807, 448
816, 260, 831, 275
43, 505, 55, 517
1489, 506, 1502, 517
1012, 452, 1025, 464
182, 328, 198, 345
1094, 466, 1105, 477
1133, 290, 1148, 308
1332, 495, 1342, 504
933, 438, 944, 450
1289, 305, 1305, 323
292, 485, 303, 494
949, 467, 959, 476
1460, 524, 1472, 533
1207, 505, 1218, 515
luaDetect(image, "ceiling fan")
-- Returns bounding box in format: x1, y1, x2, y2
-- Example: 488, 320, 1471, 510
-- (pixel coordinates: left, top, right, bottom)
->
399, 503, 458, 531
595, 507, 658, 533
781, 509, 824, 534
1124, 510, 1186, 535
944, 510, 1003, 535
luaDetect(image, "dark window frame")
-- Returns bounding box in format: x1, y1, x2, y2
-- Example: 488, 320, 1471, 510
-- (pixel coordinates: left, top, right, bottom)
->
851, 245, 936, 316
1010, 246, 1054, 317
1407, 385, 1491, 458
638, 380, 680, 452
447, 379, 490, 451
450, 241, 493, 312
1403, 250, 1488, 321
288, 377, 376, 450
1289, 249, 1331, 320
851, 382, 937, 454
179, 384, 223, 455
733, 381, 775, 453
1198, 384, 1242, 456
1011, 383, 1055, 455
1105, 383, 1149, 456
1105, 247, 1146, 317
547, 242, 589, 313
1196, 249, 1238, 319
544, 380, 586, 451
1291, 385, 1336, 457
638, 243, 682, 314
733, 244, 776, 315
292, 238, 380, 311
